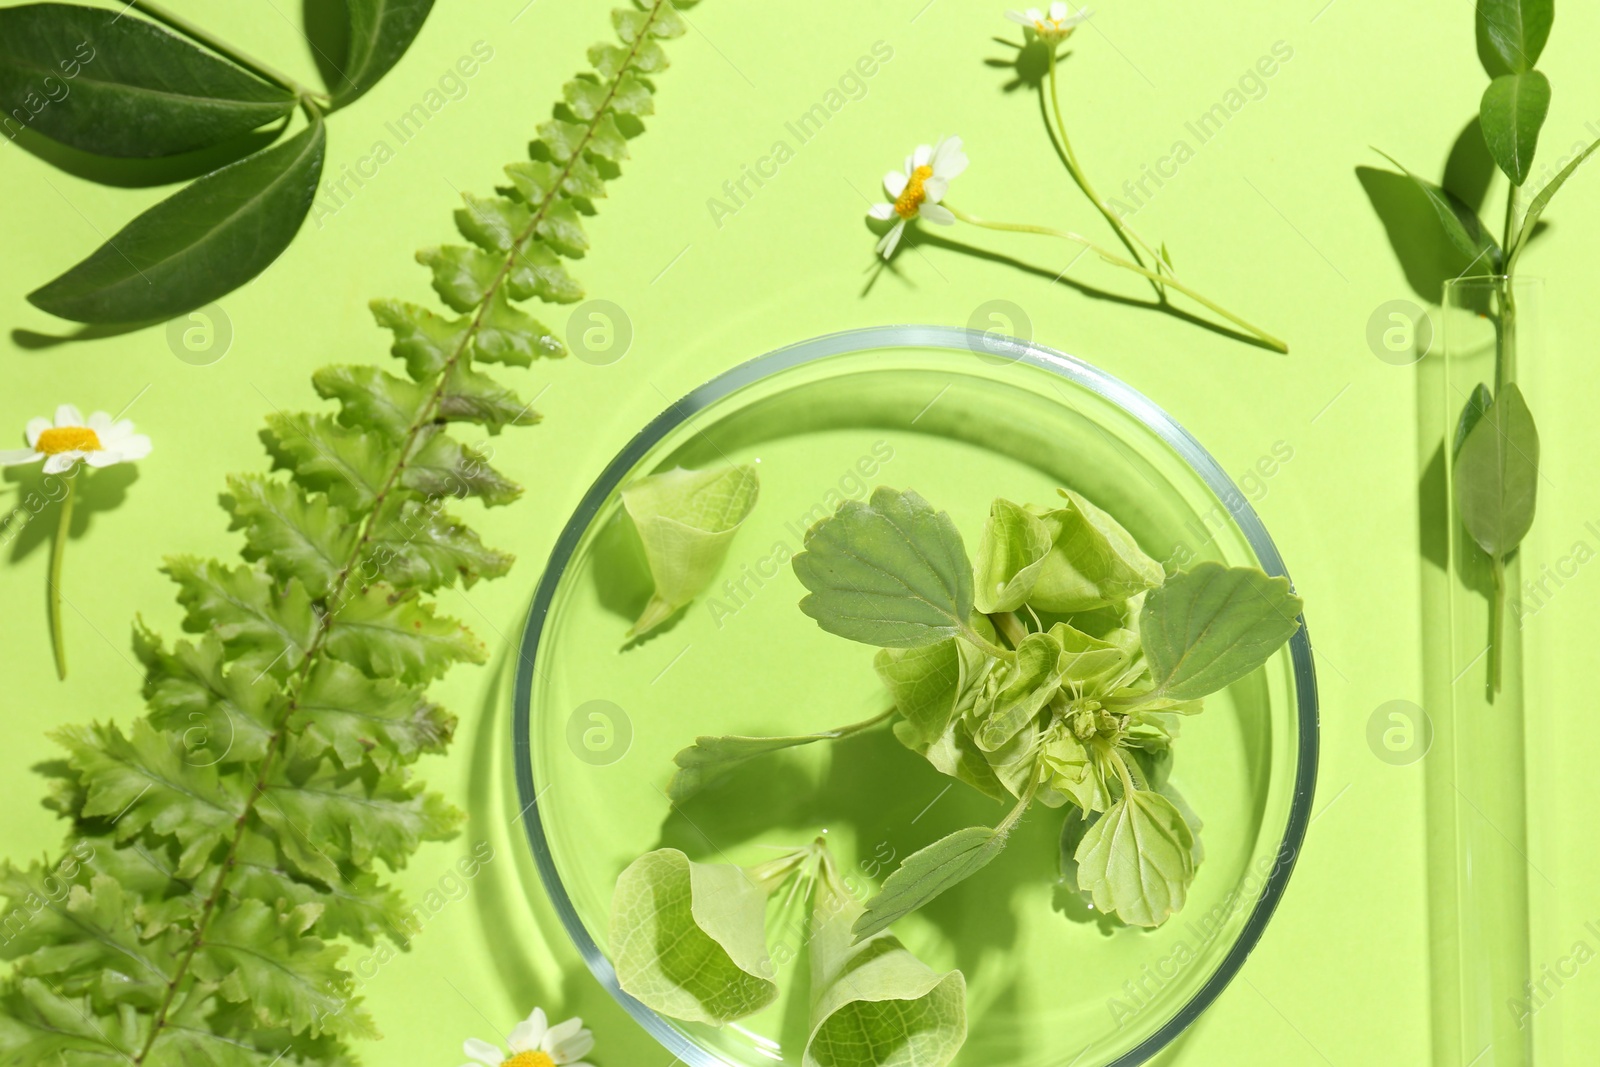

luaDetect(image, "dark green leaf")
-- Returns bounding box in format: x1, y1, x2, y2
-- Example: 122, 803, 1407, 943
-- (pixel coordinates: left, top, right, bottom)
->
333, 0, 435, 106
28, 118, 325, 324
1480, 71, 1551, 185
0, 2, 294, 158
1139, 563, 1302, 702
1455, 382, 1540, 557
793, 487, 976, 649
1477, 0, 1554, 76
1509, 135, 1600, 271
1375, 149, 1502, 271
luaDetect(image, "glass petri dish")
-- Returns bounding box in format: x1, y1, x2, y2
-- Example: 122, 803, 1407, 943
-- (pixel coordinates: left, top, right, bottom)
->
512, 325, 1318, 1067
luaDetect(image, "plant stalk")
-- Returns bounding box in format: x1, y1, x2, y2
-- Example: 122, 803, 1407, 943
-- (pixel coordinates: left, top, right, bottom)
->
128, 0, 323, 101
47, 470, 76, 681
944, 202, 1290, 353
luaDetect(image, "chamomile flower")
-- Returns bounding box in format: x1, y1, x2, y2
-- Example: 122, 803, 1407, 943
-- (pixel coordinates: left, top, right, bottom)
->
461, 1007, 595, 1067
1005, 2, 1092, 41
0, 404, 152, 475
867, 135, 969, 259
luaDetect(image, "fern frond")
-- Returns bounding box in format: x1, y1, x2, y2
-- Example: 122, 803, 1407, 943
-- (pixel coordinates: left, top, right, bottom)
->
0, 2, 697, 1061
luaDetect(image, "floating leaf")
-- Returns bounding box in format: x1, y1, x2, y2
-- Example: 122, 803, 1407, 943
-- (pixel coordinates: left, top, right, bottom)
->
1073, 788, 1195, 927
334, 0, 436, 106
875, 637, 991, 746
29, 118, 326, 324
971, 498, 1053, 614
1138, 563, 1302, 702
1480, 71, 1550, 185
1455, 382, 1540, 557
0, 3, 295, 158
1025, 489, 1164, 613
806, 879, 967, 1067
622, 464, 759, 638
610, 849, 777, 1025
793, 487, 975, 649
854, 826, 1007, 941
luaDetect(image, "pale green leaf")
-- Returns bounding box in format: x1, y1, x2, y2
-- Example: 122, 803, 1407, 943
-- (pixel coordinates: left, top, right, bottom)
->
402, 429, 523, 507
438, 363, 539, 434
874, 637, 991, 746
363, 498, 515, 591
854, 826, 1006, 941
793, 487, 975, 649
475, 292, 566, 365
973, 630, 1062, 752
369, 298, 468, 381
324, 584, 485, 684
971, 498, 1053, 614
668, 709, 891, 802
536, 198, 589, 255
506, 241, 585, 305
1455, 382, 1540, 557
1026, 489, 1164, 613
293, 658, 454, 770
264, 411, 396, 512
454, 193, 531, 254
622, 464, 759, 637
1138, 563, 1302, 702
610, 849, 777, 1025
1073, 788, 1195, 927
313, 364, 428, 440
225, 475, 356, 598
416, 244, 499, 313
163, 557, 319, 677
137, 628, 283, 766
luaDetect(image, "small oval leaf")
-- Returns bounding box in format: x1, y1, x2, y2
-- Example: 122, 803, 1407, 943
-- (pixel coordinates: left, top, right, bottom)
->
0, 2, 295, 158
28, 117, 325, 324
1455, 382, 1540, 558
1480, 71, 1551, 185
1476, 0, 1554, 77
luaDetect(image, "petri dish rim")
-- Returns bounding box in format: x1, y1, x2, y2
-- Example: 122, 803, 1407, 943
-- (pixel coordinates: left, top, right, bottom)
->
511, 324, 1320, 1067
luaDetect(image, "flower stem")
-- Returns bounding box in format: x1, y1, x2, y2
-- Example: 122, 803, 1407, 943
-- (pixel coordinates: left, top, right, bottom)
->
129, 0, 325, 102
1045, 47, 1164, 292
943, 202, 1290, 353
48, 470, 77, 681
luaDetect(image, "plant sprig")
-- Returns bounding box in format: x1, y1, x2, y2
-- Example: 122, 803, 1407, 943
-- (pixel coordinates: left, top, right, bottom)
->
0, 4, 696, 1061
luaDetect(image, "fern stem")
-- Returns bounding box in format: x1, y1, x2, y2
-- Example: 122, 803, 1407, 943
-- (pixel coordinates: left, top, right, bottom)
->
128, 5, 674, 1060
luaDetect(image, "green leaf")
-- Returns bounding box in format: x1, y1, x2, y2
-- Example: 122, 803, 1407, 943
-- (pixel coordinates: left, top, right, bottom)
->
314, 364, 428, 440
475, 291, 567, 364
855, 825, 1009, 941
455, 193, 532, 254
806, 879, 967, 1067
610, 849, 778, 1025
1137, 563, 1301, 702
437, 363, 539, 434
370, 299, 468, 381
28, 118, 326, 325
55, 719, 248, 875
0, 3, 295, 158
163, 557, 320, 677
1509, 136, 1600, 271
138, 628, 283, 766
506, 241, 585, 304
563, 74, 610, 120
194, 900, 375, 1039
536, 198, 589, 256
973, 631, 1062, 752
1455, 382, 1540, 557
875, 637, 991, 746
1375, 149, 1502, 270
587, 113, 629, 163
0, 978, 144, 1062
538, 117, 590, 162
1477, 0, 1554, 76
794, 487, 976, 650
265, 411, 396, 513
1480, 71, 1551, 185
402, 429, 523, 507
1051, 621, 1135, 691
611, 72, 655, 117
334, 0, 435, 106
1041, 732, 1115, 813
972, 498, 1053, 614
225, 474, 357, 598
623, 464, 760, 637
1073, 788, 1195, 927
668, 710, 892, 802
364, 498, 515, 591
1026, 489, 1164, 613
231, 832, 411, 946
416, 244, 500, 313
294, 658, 454, 770
323, 583, 485, 684
1454, 383, 1495, 460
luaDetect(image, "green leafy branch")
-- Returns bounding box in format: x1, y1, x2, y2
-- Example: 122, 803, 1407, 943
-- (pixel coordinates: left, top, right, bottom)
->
0, 0, 433, 325
0, 3, 694, 1062
1377, 0, 1588, 693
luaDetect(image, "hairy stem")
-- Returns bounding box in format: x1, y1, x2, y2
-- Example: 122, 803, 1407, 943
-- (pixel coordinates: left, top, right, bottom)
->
47, 470, 76, 681
130, 4, 674, 1059
943, 202, 1290, 353
989, 611, 1029, 649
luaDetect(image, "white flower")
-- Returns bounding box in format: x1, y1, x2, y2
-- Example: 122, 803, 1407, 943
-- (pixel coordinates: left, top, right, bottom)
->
0, 404, 152, 475
461, 1007, 595, 1067
866, 135, 969, 259
1005, 2, 1092, 40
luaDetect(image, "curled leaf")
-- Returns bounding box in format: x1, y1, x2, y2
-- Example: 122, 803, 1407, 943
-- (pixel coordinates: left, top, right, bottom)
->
972, 498, 1052, 613
622, 464, 759, 638
610, 848, 777, 1026
808, 878, 967, 1067
1025, 489, 1164, 613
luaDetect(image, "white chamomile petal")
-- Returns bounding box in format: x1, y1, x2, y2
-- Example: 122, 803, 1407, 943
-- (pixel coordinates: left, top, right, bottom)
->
25, 418, 50, 447
876, 219, 906, 258
1025, 6, 1045, 20
921, 203, 955, 225
462, 1037, 503, 1065
883, 170, 908, 197
508, 1007, 549, 1052
921, 177, 948, 205
0, 449, 41, 466
54, 404, 83, 428
542, 1018, 588, 1056
86, 411, 113, 434
86, 451, 124, 468
911, 142, 933, 168
552, 1030, 596, 1062
1004, 9, 1031, 25
1049, 0, 1069, 19
42, 454, 77, 474
868, 202, 897, 220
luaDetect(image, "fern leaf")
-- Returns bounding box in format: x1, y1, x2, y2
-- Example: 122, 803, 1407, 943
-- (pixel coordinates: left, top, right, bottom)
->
294, 658, 453, 771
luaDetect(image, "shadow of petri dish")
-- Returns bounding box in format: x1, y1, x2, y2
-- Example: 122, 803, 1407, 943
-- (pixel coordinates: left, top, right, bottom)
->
512, 325, 1318, 1067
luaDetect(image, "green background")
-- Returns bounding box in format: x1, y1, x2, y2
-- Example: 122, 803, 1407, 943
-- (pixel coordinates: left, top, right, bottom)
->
3, 0, 1599, 1063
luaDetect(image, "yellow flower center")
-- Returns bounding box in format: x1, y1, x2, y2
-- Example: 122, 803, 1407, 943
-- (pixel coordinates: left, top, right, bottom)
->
894, 164, 935, 219
502, 1053, 555, 1067
35, 426, 101, 455
1033, 18, 1076, 40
